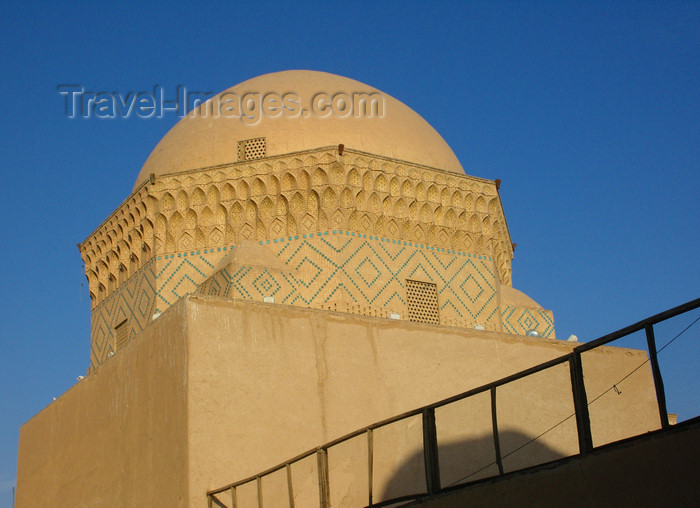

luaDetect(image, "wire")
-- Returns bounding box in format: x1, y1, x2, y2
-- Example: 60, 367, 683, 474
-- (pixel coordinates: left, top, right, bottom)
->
447, 413, 578, 486
445, 311, 700, 488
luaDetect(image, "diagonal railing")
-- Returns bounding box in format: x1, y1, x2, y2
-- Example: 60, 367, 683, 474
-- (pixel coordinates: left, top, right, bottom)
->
207, 297, 700, 508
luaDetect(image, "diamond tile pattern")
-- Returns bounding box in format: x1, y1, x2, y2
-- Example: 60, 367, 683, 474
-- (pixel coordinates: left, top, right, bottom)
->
501, 305, 555, 339
90, 260, 157, 367
198, 231, 501, 330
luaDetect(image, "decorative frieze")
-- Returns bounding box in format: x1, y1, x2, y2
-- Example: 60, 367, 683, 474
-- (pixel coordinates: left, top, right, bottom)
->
80, 147, 514, 308
81, 147, 537, 367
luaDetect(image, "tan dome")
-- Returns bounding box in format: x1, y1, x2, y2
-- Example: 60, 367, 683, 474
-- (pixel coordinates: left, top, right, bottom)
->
133, 70, 464, 191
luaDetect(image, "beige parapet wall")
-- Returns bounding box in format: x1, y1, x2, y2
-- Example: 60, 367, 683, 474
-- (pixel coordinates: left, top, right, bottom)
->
17, 296, 658, 508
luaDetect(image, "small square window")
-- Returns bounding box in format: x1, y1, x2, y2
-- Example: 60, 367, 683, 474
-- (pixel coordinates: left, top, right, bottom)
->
114, 319, 129, 351
237, 137, 266, 161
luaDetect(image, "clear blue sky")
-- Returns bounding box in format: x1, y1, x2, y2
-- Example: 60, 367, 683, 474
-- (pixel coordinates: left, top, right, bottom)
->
0, 1, 698, 505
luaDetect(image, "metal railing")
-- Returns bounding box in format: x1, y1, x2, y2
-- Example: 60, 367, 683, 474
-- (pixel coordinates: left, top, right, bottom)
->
207, 297, 700, 507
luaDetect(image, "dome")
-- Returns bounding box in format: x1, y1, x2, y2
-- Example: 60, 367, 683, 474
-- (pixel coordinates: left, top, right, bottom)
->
133, 70, 464, 191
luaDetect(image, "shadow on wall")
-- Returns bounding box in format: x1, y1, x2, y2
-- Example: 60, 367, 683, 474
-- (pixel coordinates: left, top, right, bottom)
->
378, 430, 564, 506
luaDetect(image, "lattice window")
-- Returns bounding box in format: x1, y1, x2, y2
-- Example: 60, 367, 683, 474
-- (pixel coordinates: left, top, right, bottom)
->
406, 280, 439, 324
114, 319, 129, 351
237, 137, 266, 161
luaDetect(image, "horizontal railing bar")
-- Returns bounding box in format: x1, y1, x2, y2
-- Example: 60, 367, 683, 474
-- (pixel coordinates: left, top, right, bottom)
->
428, 354, 572, 410
208, 297, 700, 498
573, 297, 700, 353
209, 448, 320, 495
331, 354, 575, 443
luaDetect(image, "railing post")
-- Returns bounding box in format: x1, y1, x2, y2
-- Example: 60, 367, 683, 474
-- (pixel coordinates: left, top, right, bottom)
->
367, 429, 374, 507
569, 352, 593, 454
286, 464, 295, 508
230, 486, 238, 508
422, 408, 441, 495
645, 324, 670, 429
317, 448, 330, 508
490, 388, 504, 475
256, 477, 263, 508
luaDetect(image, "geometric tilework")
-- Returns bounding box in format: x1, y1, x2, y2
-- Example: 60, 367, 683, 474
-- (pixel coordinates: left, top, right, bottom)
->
90, 259, 156, 368
198, 230, 501, 331
501, 305, 555, 339
154, 251, 222, 312
274, 231, 500, 330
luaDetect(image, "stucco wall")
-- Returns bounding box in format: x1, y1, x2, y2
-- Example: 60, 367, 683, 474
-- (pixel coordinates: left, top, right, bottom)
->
16, 301, 189, 508
185, 296, 657, 507
18, 295, 659, 507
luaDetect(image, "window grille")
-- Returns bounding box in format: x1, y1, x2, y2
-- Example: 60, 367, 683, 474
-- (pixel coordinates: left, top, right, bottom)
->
406, 280, 439, 324
237, 137, 266, 161
115, 320, 129, 350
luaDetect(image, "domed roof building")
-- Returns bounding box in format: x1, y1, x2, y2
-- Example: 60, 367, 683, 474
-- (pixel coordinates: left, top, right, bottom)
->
23, 72, 665, 508
79, 70, 552, 368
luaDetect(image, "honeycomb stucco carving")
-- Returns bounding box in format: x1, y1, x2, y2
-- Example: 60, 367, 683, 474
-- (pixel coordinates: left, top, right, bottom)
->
80, 148, 514, 310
